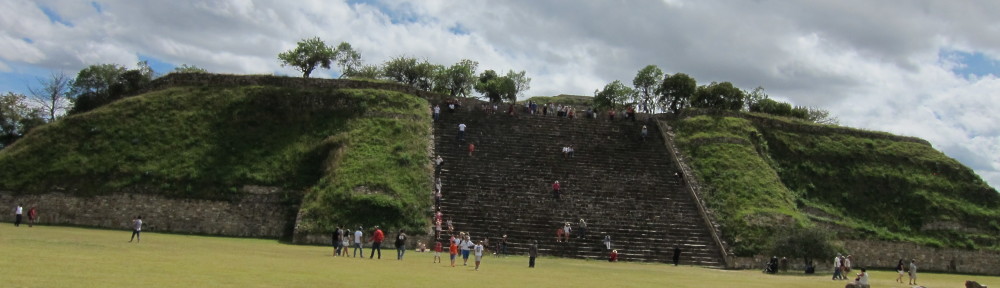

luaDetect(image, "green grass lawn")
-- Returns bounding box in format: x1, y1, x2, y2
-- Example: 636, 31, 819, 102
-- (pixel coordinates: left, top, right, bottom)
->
2, 225, 996, 288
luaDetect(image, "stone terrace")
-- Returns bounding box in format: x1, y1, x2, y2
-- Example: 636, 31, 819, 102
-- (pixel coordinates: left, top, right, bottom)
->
432, 107, 724, 266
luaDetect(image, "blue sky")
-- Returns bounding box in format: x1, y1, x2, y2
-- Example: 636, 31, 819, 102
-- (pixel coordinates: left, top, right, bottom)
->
1, 0, 999, 189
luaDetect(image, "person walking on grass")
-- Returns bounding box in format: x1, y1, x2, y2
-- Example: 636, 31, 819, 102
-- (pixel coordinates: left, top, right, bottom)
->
528, 240, 538, 268
27, 207, 38, 227
474, 241, 484, 271
370, 226, 384, 259
333, 226, 344, 256
449, 239, 459, 267
13, 204, 23, 227
460, 235, 473, 266
395, 230, 407, 260
433, 241, 443, 263
129, 216, 143, 243
909, 259, 918, 285
895, 259, 905, 283
353, 227, 364, 258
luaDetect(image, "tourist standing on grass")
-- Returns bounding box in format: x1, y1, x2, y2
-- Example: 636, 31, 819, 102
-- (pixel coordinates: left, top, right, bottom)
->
342, 230, 351, 254
370, 226, 384, 259
129, 216, 142, 243
433, 241, 443, 263
528, 240, 538, 268
353, 227, 364, 257
449, 239, 459, 267
460, 235, 473, 266
499, 235, 508, 256
27, 207, 37, 227
609, 249, 619, 262
13, 204, 23, 227
474, 241, 484, 271
395, 230, 407, 260
895, 259, 905, 283
908, 259, 918, 285
672, 246, 681, 266
333, 226, 344, 256
832, 254, 843, 280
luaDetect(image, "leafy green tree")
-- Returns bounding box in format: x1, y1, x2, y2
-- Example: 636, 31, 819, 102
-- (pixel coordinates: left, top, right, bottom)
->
69, 62, 155, 114
382, 56, 436, 90
28, 71, 73, 121
593, 80, 633, 111
332, 42, 362, 78
804, 107, 839, 125
691, 81, 745, 110
350, 64, 383, 80
505, 70, 531, 99
632, 65, 663, 114
474, 70, 502, 103
278, 37, 335, 78
172, 64, 208, 73
0, 92, 45, 148
749, 98, 792, 115
743, 86, 768, 112
768, 227, 838, 270
439, 59, 478, 98
658, 73, 696, 114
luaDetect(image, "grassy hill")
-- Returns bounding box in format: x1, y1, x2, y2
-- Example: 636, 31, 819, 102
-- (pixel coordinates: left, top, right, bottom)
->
0, 80, 432, 233
671, 110, 1000, 255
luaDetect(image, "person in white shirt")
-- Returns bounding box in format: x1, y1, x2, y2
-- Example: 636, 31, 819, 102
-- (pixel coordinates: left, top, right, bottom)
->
14, 204, 23, 227
458, 123, 467, 142
474, 241, 485, 271
129, 216, 143, 242
460, 235, 474, 266
353, 227, 364, 257
855, 268, 870, 288
432, 105, 441, 121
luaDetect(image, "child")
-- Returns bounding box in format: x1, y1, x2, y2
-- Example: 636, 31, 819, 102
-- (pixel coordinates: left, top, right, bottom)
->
433, 241, 443, 263
449, 240, 459, 267
609, 249, 618, 262
474, 241, 484, 271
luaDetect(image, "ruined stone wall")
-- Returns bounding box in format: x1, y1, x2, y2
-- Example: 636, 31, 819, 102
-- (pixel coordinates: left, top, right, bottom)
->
733, 240, 1000, 275
142, 73, 445, 103
0, 186, 298, 238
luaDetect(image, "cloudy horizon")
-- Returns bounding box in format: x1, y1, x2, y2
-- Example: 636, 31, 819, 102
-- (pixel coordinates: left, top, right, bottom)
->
2, 0, 998, 189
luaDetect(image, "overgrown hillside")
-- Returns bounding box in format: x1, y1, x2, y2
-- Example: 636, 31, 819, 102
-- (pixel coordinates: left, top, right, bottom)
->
0, 83, 432, 233
672, 111, 1000, 255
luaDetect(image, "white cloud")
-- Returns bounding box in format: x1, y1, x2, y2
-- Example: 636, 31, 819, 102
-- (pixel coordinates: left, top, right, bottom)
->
2, 0, 999, 188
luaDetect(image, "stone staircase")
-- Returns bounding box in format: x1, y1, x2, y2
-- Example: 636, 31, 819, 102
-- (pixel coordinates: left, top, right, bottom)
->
431, 108, 725, 267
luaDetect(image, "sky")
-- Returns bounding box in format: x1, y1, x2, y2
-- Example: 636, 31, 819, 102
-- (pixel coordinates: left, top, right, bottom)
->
1, 0, 998, 189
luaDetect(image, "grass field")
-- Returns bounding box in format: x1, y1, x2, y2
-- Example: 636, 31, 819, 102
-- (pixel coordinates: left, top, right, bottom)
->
2, 225, 996, 288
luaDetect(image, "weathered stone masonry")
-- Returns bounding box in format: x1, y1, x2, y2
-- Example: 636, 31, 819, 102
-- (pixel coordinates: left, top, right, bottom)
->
1, 186, 299, 238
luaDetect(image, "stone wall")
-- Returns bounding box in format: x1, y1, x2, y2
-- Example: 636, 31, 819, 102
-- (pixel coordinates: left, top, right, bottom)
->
0, 186, 299, 238
733, 240, 1000, 275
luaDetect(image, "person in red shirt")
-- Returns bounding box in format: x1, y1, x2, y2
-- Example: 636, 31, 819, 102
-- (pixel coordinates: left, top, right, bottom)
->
27, 207, 38, 227
609, 249, 619, 262
370, 226, 384, 259
468, 142, 475, 157
552, 180, 561, 200
449, 240, 459, 267
433, 241, 443, 263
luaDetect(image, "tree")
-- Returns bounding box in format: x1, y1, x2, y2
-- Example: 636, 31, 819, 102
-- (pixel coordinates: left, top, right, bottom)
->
632, 65, 663, 114
172, 64, 208, 74
440, 59, 478, 98
804, 107, 839, 125
28, 71, 73, 121
278, 37, 335, 78
473, 70, 502, 103
505, 70, 531, 99
350, 64, 382, 80
691, 81, 745, 110
333, 42, 362, 78
69, 62, 154, 114
0, 92, 45, 148
382, 56, 436, 90
743, 86, 768, 112
593, 80, 633, 111
658, 73, 697, 114
768, 227, 838, 270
